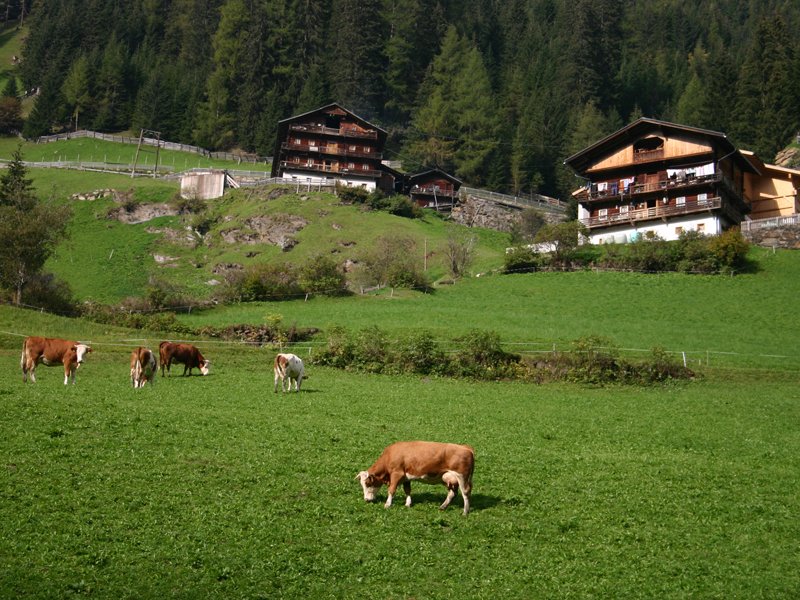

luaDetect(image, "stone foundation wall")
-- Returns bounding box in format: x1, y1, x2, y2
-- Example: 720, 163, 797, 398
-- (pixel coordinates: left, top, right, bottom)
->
450, 196, 566, 232
743, 224, 800, 249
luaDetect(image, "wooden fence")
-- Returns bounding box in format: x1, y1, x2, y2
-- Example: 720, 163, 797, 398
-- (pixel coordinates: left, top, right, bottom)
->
33, 130, 271, 164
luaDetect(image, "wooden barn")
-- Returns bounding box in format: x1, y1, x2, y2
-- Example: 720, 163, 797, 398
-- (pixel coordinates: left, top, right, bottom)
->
407, 169, 462, 211
270, 103, 388, 192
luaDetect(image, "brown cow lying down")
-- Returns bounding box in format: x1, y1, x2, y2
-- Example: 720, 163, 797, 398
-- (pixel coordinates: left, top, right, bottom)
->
21, 336, 93, 385
357, 441, 475, 515
130, 346, 157, 388
159, 341, 210, 376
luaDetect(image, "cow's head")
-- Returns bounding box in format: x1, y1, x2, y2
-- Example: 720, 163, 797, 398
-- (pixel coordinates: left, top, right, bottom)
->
200, 360, 210, 376
74, 344, 92, 366
356, 471, 382, 502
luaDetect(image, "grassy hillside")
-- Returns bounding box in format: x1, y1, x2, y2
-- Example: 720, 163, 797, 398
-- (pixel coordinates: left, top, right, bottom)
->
43, 182, 509, 304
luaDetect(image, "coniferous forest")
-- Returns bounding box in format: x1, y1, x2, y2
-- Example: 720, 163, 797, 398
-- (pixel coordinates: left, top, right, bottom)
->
15, 0, 800, 199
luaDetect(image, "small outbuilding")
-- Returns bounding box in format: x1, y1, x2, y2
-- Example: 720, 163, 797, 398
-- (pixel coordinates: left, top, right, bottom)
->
407, 169, 462, 211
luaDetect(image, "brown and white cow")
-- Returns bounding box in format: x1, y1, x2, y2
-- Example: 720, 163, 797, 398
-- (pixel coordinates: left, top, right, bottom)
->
273, 353, 304, 392
21, 336, 93, 385
130, 346, 157, 388
159, 341, 210, 377
356, 441, 475, 515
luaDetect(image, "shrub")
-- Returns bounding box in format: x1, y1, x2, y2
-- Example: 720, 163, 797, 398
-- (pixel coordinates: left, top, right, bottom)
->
395, 330, 447, 375
709, 228, 750, 271
361, 235, 430, 290
299, 253, 349, 296
503, 247, 541, 274
223, 262, 301, 302
448, 329, 518, 379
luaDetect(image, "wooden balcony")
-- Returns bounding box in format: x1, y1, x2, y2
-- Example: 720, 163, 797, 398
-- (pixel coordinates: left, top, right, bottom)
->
633, 148, 664, 163
288, 123, 378, 140
585, 172, 741, 203
279, 161, 382, 178
580, 196, 722, 229
411, 185, 457, 197
281, 142, 381, 160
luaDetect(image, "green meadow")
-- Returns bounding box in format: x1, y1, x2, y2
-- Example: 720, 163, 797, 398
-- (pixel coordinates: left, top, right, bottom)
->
1, 338, 798, 599
1, 134, 799, 597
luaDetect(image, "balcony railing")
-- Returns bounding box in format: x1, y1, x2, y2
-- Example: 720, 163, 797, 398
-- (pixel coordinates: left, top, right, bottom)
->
633, 148, 664, 163
279, 161, 382, 178
288, 123, 378, 139
580, 196, 722, 229
411, 185, 457, 196
281, 142, 381, 160
584, 172, 741, 202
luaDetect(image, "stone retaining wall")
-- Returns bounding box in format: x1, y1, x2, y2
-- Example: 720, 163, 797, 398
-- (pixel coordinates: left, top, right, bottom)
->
743, 224, 800, 249
450, 195, 566, 232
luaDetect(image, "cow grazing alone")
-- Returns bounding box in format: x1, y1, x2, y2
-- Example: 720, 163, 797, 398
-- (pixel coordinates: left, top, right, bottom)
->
356, 441, 475, 515
159, 341, 210, 377
130, 346, 157, 388
273, 353, 304, 392
21, 336, 93, 385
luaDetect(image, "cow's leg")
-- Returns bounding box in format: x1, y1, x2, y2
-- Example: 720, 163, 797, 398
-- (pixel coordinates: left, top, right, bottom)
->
295, 374, 303, 392
64, 363, 72, 385
403, 481, 412, 507
440, 471, 462, 511
443, 471, 470, 515
385, 473, 404, 509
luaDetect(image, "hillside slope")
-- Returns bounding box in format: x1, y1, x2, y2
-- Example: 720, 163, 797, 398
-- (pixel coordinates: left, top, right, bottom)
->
44, 182, 509, 304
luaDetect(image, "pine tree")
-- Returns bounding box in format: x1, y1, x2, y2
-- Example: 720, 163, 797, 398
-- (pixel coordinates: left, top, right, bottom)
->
62, 54, 92, 131
326, 0, 386, 117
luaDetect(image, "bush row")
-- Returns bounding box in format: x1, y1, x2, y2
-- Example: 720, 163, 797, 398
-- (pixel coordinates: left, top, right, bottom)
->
313, 327, 695, 385
505, 228, 751, 274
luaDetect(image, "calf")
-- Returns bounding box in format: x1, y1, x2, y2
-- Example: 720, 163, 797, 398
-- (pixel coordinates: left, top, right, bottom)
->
273, 353, 304, 392
356, 441, 475, 515
130, 346, 157, 388
159, 341, 210, 377
21, 336, 92, 385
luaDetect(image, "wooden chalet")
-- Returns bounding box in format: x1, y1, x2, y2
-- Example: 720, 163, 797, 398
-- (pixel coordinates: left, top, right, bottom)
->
407, 169, 462, 211
271, 103, 387, 191
564, 118, 759, 244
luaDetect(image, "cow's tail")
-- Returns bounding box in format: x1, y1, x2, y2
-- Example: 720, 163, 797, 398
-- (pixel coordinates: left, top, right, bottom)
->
20, 338, 28, 379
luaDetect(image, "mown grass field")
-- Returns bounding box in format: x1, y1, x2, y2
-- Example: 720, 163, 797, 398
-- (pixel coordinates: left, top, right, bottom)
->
1, 337, 798, 599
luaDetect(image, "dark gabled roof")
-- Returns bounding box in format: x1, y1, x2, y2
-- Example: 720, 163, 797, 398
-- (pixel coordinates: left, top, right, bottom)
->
275, 102, 388, 136
407, 168, 462, 186
563, 117, 759, 175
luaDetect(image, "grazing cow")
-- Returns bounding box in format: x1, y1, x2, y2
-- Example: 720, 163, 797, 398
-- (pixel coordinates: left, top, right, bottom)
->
21, 336, 93, 385
273, 353, 304, 392
130, 346, 157, 388
159, 341, 210, 377
356, 441, 475, 515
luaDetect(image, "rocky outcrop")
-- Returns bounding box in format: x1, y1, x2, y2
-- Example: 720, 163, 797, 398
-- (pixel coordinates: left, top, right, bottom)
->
219, 214, 308, 250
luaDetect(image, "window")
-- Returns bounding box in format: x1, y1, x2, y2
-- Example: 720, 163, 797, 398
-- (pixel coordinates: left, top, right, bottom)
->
676, 196, 686, 206
697, 193, 708, 204
349, 145, 357, 151
364, 147, 371, 153
619, 205, 629, 215
598, 208, 608, 220
675, 226, 683, 235
295, 138, 302, 144
348, 162, 355, 169
362, 164, 370, 170
697, 223, 705, 232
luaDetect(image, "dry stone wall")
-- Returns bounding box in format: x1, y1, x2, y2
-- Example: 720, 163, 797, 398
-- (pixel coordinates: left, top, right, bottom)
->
450, 195, 565, 232
743, 224, 800, 249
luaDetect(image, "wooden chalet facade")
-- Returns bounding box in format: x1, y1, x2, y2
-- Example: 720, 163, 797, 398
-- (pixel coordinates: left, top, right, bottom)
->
565, 119, 759, 244
271, 103, 387, 191
407, 169, 462, 210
